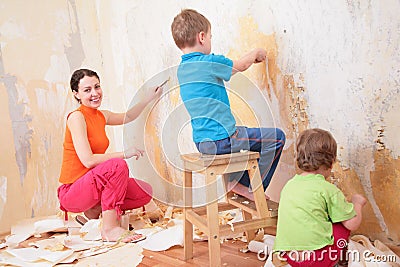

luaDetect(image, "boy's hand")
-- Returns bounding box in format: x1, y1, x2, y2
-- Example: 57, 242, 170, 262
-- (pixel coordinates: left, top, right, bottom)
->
352, 194, 367, 207
254, 48, 267, 63
232, 48, 268, 75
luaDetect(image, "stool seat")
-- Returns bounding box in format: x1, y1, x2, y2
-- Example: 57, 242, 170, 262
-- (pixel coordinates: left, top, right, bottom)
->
181, 151, 278, 267
181, 151, 260, 167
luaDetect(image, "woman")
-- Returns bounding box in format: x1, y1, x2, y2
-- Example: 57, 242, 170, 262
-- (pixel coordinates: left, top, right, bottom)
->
58, 69, 162, 242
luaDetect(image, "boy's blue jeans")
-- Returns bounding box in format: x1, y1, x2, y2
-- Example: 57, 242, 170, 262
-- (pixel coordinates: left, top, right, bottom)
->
196, 126, 285, 191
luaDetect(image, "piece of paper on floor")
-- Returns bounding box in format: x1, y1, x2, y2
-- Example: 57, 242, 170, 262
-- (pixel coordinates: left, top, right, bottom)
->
0, 251, 53, 267
248, 234, 275, 254
79, 247, 110, 258
38, 249, 74, 264
6, 247, 46, 262
57, 252, 80, 264
14, 216, 65, 235
5, 232, 34, 248
34, 219, 65, 234
75, 243, 143, 267
63, 235, 103, 251
29, 234, 66, 250
6, 215, 66, 247
137, 219, 184, 251
6, 247, 73, 264
79, 219, 101, 241
29, 235, 112, 263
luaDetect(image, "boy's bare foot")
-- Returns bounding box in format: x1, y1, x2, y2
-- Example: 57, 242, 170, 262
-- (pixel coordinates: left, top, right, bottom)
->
84, 204, 102, 219
228, 182, 269, 202
101, 226, 144, 243
143, 199, 163, 222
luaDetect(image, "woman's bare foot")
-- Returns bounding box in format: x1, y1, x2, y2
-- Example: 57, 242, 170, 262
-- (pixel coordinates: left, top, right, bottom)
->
101, 226, 144, 243
228, 182, 269, 202
101, 209, 145, 243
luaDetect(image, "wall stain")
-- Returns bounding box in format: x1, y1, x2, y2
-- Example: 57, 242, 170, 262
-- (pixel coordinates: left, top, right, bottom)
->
65, 0, 85, 70
144, 100, 170, 182
143, 91, 187, 204
22, 79, 69, 217
334, 148, 400, 244
228, 16, 400, 245
369, 149, 400, 243
0, 177, 7, 220
376, 125, 386, 151
227, 16, 310, 178
0, 49, 32, 185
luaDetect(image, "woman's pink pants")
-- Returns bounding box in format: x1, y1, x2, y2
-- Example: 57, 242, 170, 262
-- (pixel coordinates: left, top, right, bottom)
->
58, 158, 152, 218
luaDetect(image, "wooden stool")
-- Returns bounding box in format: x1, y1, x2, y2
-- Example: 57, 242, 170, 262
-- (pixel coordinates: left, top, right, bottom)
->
181, 151, 278, 267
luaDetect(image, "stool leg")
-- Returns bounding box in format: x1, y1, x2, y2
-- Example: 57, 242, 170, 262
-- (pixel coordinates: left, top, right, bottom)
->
242, 210, 256, 241
248, 160, 269, 219
222, 174, 230, 202
183, 169, 193, 260
206, 171, 221, 267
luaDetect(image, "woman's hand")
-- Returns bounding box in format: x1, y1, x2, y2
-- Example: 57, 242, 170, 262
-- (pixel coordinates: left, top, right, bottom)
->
144, 85, 163, 104
106, 84, 164, 125
124, 146, 145, 160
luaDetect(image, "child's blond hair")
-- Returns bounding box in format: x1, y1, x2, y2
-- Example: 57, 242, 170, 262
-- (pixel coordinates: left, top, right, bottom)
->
171, 9, 210, 49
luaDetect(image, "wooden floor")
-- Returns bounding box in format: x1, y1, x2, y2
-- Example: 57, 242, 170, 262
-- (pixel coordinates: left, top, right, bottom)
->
7, 223, 400, 267
139, 239, 264, 267
5, 232, 400, 266
10, 233, 265, 266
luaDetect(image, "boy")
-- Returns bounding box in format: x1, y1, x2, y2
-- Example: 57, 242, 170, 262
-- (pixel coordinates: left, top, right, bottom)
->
274, 128, 367, 266
171, 9, 285, 200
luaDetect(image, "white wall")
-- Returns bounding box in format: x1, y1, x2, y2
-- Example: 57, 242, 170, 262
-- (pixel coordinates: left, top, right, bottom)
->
0, 0, 398, 243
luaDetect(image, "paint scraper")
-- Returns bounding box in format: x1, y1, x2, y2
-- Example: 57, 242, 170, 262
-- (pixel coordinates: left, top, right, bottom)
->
159, 77, 170, 88
265, 58, 272, 90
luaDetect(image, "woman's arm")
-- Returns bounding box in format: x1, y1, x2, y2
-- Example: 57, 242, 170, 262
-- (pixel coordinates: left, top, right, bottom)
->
102, 86, 163, 125
68, 111, 125, 168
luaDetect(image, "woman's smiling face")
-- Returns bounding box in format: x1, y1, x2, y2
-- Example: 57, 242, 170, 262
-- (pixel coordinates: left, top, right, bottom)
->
74, 75, 103, 109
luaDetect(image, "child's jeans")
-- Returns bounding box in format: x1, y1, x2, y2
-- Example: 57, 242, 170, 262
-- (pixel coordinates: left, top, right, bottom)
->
196, 126, 285, 190
58, 158, 152, 218
282, 223, 351, 267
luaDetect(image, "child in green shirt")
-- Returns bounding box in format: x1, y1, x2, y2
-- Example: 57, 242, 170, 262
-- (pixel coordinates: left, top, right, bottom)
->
274, 128, 367, 267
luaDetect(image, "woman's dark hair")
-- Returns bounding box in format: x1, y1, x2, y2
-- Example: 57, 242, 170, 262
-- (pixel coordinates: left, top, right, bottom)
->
70, 69, 100, 103
296, 128, 337, 171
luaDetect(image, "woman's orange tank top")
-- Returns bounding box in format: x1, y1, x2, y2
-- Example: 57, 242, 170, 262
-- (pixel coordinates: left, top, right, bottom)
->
59, 105, 109, 184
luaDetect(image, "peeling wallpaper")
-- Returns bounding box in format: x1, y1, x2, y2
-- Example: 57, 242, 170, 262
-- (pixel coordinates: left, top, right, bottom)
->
0, 0, 398, 245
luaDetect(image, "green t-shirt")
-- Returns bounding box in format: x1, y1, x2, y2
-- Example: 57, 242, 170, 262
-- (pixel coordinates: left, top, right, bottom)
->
274, 174, 356, 251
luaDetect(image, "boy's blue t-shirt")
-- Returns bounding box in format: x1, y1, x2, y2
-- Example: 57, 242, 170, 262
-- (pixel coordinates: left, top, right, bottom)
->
178, 52, 236, 143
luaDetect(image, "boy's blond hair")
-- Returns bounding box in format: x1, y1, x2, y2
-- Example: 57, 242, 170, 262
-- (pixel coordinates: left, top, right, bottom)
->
171, 9, 210, 49
296, 128, 337, 171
